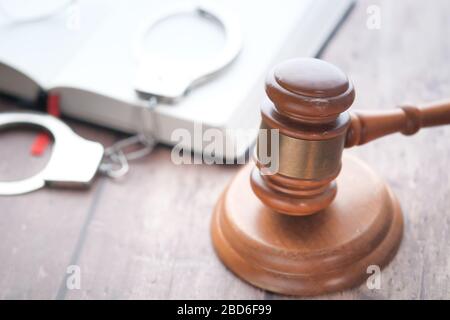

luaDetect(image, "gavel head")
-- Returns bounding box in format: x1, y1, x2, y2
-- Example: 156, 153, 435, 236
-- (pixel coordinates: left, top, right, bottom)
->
251, 58, 355, 215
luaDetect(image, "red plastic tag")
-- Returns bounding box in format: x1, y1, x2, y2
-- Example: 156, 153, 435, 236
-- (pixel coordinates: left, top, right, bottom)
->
30, 93, 60, 157
31, 133, 51, 156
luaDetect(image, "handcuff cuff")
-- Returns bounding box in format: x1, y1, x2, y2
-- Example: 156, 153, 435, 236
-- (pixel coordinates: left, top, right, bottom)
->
0, 3, 242, 195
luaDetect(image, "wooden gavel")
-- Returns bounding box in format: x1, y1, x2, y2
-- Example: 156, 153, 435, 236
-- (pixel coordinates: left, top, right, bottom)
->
211, 57, 450, 296
251, 58, 450, 216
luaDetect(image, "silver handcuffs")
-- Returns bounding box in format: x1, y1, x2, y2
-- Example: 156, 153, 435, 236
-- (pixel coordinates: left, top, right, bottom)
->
0, 112, 104, 195
133, 3, 241, 101
0, 3, 241, 196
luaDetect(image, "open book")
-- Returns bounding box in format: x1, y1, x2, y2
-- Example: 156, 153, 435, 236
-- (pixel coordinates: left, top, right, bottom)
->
0, 0, 353, 160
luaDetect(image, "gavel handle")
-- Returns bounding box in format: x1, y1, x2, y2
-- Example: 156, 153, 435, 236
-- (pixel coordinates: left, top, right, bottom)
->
345, 100, 450, 147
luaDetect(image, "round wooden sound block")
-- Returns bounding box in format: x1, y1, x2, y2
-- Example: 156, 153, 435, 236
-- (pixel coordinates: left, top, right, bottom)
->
211, 154, 403, 296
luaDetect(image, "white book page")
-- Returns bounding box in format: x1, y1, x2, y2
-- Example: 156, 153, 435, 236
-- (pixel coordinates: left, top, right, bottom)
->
0, 0, 114, 88
50, 0, 313, 124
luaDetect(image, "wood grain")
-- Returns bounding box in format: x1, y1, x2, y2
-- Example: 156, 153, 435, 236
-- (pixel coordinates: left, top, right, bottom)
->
212, 155, 403, 296
1, 0, 450, 299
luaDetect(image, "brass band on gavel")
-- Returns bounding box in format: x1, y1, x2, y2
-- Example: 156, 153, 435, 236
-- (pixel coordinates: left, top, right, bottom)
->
256, 120, 347, 181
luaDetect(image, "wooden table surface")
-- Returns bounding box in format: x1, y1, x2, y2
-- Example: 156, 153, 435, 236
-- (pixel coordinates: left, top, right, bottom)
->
1, 0, 450, 299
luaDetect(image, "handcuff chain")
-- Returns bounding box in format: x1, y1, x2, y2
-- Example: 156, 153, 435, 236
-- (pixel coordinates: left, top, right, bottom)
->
99, 97, 158, 179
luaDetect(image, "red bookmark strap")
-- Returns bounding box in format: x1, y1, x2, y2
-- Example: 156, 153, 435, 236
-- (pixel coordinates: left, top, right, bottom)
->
47, 93, 61, 117
30, 93, 60, 157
